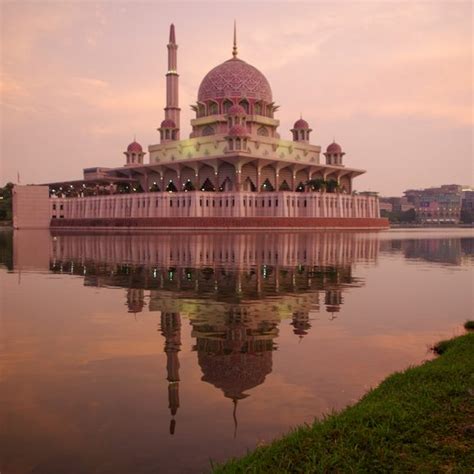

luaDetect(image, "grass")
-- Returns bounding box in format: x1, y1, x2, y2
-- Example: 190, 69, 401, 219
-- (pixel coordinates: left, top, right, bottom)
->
213, 328, 474, 473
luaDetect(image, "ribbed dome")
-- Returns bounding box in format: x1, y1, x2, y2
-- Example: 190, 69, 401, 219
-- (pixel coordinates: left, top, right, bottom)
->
326, 142, 342, 153
293, 118, 309, 129
127, 141, 143, 153
227, 104, 246, 115
227, 124, 249, 137
198, 58, 272, 103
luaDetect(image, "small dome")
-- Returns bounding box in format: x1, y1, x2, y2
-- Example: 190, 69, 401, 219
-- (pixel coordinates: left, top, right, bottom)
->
228, 124, 249, 137
160, 119, 176, 128
326, 142, 342, 154
293, 118, 309, 130
127, 141, 143, 153
227, 104, 246, 116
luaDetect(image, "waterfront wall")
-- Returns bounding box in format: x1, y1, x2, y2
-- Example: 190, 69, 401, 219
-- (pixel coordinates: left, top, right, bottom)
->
51, 216, 387, 229
12, 185, 50, 229
50, 191, 381, 220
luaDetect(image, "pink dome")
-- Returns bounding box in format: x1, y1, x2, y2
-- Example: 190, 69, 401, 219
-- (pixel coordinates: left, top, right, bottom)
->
198, 58, 272, 103
227, 104, 246, 115
293, 118, 309, 129
127, 141, 143, 153
227, 124, 249, 137
326, 142, 342, 154
160, 119, 176, 128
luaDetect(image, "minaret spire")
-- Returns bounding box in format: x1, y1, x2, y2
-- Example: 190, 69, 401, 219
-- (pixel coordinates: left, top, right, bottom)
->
169, 23, 176, 44
232, 20, 238, 58
159, 23, 180, 142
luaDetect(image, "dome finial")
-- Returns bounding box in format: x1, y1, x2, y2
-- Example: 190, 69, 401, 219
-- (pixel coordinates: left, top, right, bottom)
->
232, 20, 238, 58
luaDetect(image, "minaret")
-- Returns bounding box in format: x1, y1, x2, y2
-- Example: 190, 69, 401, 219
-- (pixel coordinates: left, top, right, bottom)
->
160, 24, 180, 142
160, 312, 181, 435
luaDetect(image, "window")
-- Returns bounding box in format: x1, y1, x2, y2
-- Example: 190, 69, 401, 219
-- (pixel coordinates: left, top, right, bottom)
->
223, 100, 232, 113
208, 102, 218, 115
239, 100, 249, 113
202, 125, 215, 136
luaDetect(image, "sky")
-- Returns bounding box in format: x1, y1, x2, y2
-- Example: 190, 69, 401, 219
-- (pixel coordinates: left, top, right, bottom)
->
0, 1, 472, 195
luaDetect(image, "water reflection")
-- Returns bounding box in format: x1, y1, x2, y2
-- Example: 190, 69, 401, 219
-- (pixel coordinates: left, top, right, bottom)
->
1, 229, 473, 473
44, 232, 372, 437
380, 235, 474, 266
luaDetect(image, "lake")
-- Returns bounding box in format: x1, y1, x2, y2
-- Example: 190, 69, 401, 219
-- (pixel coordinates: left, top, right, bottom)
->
1, 229, 473, 473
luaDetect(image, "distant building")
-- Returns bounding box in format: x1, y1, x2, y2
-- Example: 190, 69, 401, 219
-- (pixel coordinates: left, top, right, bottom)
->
404, 185, 463, 224
379, 200, 393, 213
462, 190, 474, 211
379, 196, 414, 213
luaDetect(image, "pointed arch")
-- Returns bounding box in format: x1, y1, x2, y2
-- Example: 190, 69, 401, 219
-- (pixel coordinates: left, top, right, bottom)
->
198, 164, 217, 190
223, 99, 233, 114
295, 182, 305, 192
183, 180, 195, 191
166, 181, 178, 192
208, 100, 218, 115
261, 178, 274, 192
241, 163, 257, 191
220, 176, 233, 192
239, 99, 249, 114
201, 178, 215, 192
243, 176, 256, 192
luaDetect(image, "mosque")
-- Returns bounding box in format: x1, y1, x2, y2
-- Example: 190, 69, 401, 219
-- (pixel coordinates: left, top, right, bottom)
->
13, 24, 387, 229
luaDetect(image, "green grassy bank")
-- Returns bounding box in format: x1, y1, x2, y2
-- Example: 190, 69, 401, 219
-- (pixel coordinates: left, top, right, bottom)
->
214, 329, 474, 473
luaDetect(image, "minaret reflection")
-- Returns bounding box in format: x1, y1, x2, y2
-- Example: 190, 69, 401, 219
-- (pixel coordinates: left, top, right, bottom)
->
126, 288, 145, 314
159, 312, 181, 435
325, 289, 343, 319
291, 311, 312, 339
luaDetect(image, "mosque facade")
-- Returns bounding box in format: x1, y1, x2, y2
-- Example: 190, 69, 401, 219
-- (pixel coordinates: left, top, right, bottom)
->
13, 24, 387, 229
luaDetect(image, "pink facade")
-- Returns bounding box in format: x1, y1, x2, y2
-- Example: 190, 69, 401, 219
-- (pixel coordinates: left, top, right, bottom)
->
51, 192, 380, 220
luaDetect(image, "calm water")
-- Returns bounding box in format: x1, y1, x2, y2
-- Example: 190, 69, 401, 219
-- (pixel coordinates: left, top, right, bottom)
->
1, 229, 473, 474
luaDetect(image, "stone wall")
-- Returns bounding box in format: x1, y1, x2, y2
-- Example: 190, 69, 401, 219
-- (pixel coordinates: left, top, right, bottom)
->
12, 185, 50, 229
51, 216, 389, 229
50, 191, 381, 220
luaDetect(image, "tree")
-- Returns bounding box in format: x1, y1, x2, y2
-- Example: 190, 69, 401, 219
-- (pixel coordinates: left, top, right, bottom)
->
326, 179, 340, 193
306, 178, 326, 192
0, 182, 14, 221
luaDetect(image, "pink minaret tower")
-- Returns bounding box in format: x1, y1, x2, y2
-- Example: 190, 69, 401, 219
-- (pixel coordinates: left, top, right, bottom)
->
159, 24, 180, 142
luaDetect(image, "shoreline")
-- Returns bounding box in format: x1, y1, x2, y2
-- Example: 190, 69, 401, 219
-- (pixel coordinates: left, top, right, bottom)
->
213, 328, 474, 473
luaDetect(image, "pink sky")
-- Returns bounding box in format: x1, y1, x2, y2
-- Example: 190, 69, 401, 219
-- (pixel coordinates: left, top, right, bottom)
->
1, 1, 472, 195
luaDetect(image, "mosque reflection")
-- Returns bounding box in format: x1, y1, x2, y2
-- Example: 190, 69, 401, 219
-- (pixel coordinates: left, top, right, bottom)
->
3, 230, 473, 439
45, 232, 377, 435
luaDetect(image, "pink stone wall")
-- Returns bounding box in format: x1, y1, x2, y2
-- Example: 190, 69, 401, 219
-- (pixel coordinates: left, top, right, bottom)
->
12, 185, 50, 229
51, 216, 389, 229
49, 192, 382, 222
